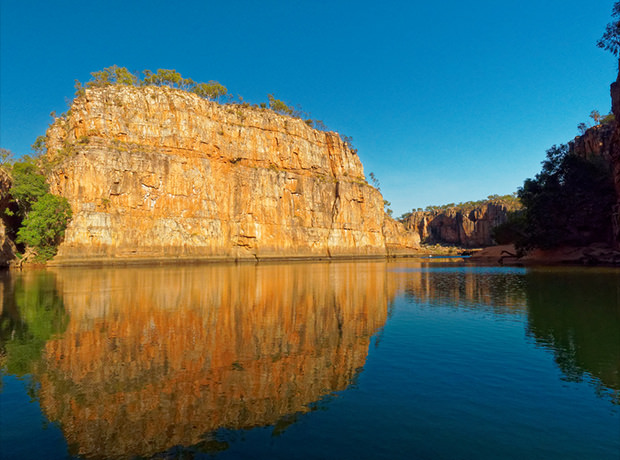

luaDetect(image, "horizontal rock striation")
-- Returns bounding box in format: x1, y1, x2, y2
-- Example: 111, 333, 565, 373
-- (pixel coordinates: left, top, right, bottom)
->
47, 85, 418, 263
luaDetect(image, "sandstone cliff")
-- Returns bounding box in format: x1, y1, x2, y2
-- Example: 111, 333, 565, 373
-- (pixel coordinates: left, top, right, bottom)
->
46, 85, 418, 262
571, 118, 620, 248
609, 69, 620, 248
402, 202, 513, 247
0, 169, 15, 266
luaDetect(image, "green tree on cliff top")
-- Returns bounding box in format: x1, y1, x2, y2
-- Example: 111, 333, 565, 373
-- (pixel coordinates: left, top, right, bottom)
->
191, 81, 228, 101
86, 65, 138, 88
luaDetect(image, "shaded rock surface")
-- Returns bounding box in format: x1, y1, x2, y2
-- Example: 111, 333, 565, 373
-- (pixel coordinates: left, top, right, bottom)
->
571, 118, 620, 248
46, 86, 418, 262
609, 69, 620, 248
0, 169, 16, 267
402, 203, 512, 247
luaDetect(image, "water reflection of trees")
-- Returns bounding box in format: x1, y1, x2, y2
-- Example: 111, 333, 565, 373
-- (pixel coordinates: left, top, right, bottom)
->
525, 268, 620, 400
394, 263, 528, 315
22, 262, 390, 459
0, 271, 68, 378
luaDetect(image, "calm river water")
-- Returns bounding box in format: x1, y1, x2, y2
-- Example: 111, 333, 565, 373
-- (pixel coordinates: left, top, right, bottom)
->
0, 260, 618, 459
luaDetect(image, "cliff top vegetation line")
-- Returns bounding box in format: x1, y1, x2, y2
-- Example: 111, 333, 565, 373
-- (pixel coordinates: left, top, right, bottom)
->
72, 66, 357, 154
398, 193, 522, 221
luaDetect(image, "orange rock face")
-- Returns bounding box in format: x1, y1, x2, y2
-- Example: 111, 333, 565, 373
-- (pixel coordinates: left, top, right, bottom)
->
403, 203, 512, 247
46, 86, 418, 262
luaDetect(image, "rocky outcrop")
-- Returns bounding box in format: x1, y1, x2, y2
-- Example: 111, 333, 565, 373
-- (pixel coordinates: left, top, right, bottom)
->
570, 122, 616, 163
382, 216, 421, 255
46, 85, 418, 263
402, 203, 512, 247
609, 68, 620, 248
571, 118, 620, 248
0, 169, 16, 267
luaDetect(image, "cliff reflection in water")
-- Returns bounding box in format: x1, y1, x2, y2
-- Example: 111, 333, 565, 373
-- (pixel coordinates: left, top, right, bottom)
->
35, 262, 391, 458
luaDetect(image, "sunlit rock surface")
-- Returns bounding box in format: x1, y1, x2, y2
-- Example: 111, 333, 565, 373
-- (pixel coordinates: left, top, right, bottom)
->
46, 86, 418, 262
402, 203, 512, 247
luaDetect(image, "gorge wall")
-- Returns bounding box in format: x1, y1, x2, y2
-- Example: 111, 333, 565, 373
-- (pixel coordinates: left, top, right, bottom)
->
571, 117, 620, 248
0, 169, 15, 266
609, 68, 620, 248
402, 203, 513, 247
46, 85, 419, 263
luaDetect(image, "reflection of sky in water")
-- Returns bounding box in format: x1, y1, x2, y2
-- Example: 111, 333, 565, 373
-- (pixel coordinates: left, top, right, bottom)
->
389, 265, 527, 275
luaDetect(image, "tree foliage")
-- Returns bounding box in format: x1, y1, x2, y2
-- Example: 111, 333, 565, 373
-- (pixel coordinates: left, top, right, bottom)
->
268, 94, 294, 115
9, 160, 49, 215
16, 194, 72, 260
5, 155, 73, 261
86, 65, 138, 88
516, 144, 615, 250
0, 148, 12, 168
191, 81, 228, 101
597, 2, 620, 57
142, 69, 194, 89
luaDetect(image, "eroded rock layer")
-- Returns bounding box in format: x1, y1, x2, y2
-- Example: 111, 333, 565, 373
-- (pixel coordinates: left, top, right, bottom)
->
46, 86, 418, 262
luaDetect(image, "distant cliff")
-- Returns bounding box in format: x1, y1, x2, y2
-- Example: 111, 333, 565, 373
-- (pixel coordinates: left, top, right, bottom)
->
45, 85, 418, 263
402, 201, 516, 247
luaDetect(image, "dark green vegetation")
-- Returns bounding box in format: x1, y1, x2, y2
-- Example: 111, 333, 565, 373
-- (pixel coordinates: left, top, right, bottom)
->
1, 152, 72, 262
493, 108, 617, 250
511, 143, 614, 250
494, 5, 620, 253
75, 66, 353, 149
597, 2, 620, 58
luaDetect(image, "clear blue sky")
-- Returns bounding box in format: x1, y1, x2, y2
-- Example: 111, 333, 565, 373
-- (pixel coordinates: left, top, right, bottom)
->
1, 0, 617, 216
